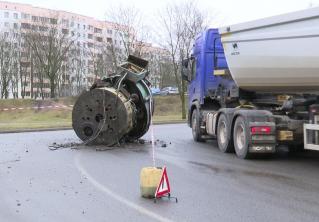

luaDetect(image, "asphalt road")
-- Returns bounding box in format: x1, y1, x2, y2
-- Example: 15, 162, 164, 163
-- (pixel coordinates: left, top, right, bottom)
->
1, 124, 319, 222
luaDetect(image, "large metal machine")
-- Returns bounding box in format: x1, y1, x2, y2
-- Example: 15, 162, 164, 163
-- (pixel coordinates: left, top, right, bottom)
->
183, 7, 319, 159
72, 56, 152, 145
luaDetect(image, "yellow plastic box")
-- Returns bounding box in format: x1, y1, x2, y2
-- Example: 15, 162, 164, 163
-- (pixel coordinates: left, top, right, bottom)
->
140, 167, 163, 198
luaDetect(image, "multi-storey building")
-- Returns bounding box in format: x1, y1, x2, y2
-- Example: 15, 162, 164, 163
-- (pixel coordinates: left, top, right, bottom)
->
0, 1, 128, 98
0, 1, 170, 99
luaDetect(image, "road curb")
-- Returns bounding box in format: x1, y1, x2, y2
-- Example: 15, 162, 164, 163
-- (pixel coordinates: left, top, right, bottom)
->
0, 121, 186, 134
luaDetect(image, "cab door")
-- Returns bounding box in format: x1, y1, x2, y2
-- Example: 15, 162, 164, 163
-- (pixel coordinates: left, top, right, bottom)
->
188, 56, 201, 107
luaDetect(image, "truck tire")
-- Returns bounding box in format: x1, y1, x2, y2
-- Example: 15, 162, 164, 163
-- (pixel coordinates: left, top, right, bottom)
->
217, 114, 234, 153
191, 109, 205, 142
233, 116, 251, 159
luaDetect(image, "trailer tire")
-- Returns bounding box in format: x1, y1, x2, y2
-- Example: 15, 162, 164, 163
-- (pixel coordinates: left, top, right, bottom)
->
191, 109, 205, 142
217, 114, 234, 153
233, 116, 251, 159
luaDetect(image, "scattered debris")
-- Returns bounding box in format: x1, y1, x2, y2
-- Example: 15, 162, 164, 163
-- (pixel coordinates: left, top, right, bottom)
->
161, 143, 167, 148
48, 138, 171, 151
49, 142, 82, 151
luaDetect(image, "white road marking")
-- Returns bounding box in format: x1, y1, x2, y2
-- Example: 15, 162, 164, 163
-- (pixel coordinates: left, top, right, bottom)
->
74, 153, 173, 222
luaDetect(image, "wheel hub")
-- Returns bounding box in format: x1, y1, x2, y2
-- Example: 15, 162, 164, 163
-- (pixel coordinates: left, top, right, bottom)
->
192, 115, 197, 137
236, 124, 245, 150
219, 122, 227, 145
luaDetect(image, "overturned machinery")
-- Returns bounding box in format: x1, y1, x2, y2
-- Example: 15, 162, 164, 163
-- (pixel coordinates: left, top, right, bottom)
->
72, 56, 153, 145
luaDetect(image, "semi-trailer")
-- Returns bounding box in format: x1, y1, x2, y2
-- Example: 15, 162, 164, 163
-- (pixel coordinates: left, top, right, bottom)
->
182, 7, 319, 159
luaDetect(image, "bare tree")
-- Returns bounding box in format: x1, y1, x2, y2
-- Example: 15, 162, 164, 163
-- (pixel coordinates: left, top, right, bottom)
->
0, 31, 17, 99
107, 5, 140, 56
106, 4, 151, 66
159, 1, 208, 119
24, 17, 74, 98
69, 44, 88, 95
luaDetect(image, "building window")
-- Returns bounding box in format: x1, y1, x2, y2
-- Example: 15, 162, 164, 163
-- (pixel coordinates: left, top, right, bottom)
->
4, 22, 9, 28
13, 23, 18, 29
107, 29, 112, 34
96, 37, 102, 42
88, 34, 93, 39
83, 25, 86, 29
94, 28, 102, 34
32, 16, 38, 22
50, 18, 57, 24
62, 29, 69, 34
21, 23, 31, 29
4, 12, 9, 18
70, 21, 74, 27
13, 13, 18, 19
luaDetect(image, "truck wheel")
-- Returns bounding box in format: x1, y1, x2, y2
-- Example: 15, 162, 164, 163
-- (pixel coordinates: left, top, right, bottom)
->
233, 116, 251, 159
191, 109, 205, 142
217, 114, 234, 153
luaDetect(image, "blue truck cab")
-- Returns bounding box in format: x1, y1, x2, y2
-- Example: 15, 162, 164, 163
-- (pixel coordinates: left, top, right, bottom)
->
183, 29, 235, 128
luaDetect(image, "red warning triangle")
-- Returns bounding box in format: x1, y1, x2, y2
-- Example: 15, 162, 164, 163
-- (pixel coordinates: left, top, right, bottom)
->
155, 166, 170, 198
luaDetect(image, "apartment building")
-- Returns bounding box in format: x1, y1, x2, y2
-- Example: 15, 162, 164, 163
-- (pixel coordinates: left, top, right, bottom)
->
0, 1, 170, 99
0, 1, 128, 98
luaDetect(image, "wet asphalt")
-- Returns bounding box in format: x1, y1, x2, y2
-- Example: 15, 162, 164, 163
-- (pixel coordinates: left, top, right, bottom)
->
1, 124, 319, 222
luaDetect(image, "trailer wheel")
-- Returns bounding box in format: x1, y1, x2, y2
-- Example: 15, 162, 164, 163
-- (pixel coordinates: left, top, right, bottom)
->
191, 109, 205, 142
217, 114, 234, 153
233, 116, 251, 159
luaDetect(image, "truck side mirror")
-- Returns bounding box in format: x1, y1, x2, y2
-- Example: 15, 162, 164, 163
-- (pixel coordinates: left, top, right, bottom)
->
181, 59, 191, 82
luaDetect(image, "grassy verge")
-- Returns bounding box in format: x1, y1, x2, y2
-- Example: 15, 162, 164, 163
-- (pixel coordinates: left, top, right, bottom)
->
0, 95, 186, 132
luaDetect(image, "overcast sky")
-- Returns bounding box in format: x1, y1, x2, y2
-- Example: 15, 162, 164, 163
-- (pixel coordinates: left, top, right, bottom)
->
7, 0, 319, 27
